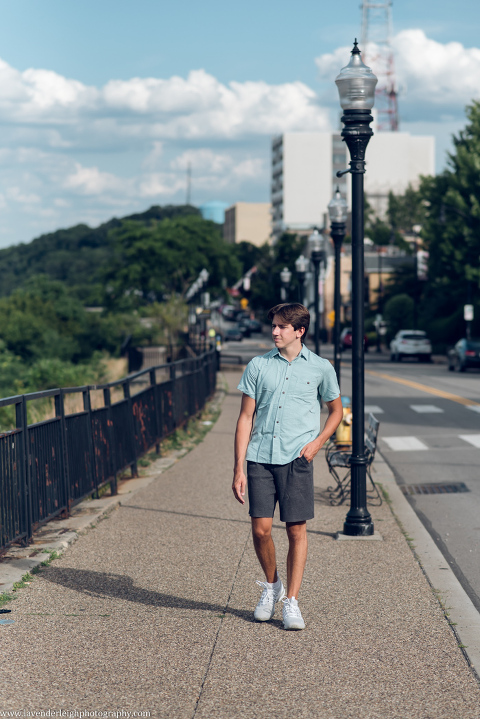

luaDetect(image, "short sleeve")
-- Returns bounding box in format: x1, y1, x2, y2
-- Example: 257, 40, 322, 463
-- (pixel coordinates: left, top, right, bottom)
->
237, 358, 259, 399
318, 361, 340, 403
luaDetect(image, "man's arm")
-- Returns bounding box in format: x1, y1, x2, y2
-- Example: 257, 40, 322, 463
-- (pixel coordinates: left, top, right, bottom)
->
299, 396, 343, 462
232, 393, 256, 504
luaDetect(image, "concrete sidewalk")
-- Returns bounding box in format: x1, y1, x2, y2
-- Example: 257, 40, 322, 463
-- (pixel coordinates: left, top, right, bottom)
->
1, 370, 480, 718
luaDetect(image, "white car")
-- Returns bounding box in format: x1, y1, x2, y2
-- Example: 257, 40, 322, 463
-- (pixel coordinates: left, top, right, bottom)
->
390, 330, 432, 362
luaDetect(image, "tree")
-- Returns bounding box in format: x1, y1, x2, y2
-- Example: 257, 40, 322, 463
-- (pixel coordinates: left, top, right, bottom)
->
0, 204, 202, 304
416, 102, 480, 340
247, 233, 306, 314
383, 294, 414, 340
104, 215, 241, 309
142, 296, 189, 348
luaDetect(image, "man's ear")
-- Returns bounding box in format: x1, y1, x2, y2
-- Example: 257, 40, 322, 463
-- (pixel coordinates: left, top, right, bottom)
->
297, 326, 305, 338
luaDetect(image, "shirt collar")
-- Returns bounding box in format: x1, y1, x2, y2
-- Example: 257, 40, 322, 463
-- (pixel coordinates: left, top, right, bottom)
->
272, 344, 309, 361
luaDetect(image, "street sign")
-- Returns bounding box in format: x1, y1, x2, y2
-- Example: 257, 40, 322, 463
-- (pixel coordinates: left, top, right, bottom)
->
464, 304, 474, 321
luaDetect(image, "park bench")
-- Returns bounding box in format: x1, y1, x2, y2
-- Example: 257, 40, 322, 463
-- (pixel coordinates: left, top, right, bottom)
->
325, 412, 382, 506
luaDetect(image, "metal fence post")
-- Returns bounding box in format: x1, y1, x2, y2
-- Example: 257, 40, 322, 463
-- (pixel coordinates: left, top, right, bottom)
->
123, 378, 138, 477
54, 389, 70, 516
15, 398, 31, 545
170, 362, 177, 429
83, 388, 98, 496
150, 369, 161, 454
103, 387, 118, 495
20, 396, 33, 543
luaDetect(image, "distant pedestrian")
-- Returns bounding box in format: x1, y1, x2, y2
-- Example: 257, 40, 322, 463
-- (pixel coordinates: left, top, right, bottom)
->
233, 303, 342, 630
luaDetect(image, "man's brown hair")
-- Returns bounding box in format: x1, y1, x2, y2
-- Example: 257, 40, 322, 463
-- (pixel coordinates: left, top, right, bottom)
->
267, 303, 310, 343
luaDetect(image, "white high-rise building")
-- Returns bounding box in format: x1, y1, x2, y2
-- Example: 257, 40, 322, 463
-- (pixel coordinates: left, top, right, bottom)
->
271, 133, 347, 238
364, 132, 435, 217
271, 131, 435, 237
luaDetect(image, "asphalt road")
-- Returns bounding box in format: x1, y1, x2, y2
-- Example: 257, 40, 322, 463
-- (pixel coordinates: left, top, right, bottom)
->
223, 331, 480, 614
339, 353, 480, 614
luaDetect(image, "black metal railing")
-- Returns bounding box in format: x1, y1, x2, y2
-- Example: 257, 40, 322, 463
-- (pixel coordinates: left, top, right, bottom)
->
0, 348, 218, 552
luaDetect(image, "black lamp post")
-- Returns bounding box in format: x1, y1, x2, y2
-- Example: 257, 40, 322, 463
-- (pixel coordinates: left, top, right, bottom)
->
335, 40, 377, 536
295, 254, 309, 304
308, 229, 326, 356
280, 266, 292, 302
328, 187, 348, 386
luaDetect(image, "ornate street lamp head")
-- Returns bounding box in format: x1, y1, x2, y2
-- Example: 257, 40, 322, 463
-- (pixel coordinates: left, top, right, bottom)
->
280, 266, 292, 285
335, 40, 378, 111
328, 187, 348, 224
295, 254, 309, 274
308, 229, 323, 254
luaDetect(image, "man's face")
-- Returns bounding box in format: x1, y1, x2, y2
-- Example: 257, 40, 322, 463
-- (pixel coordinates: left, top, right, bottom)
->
271, 314, 304, 349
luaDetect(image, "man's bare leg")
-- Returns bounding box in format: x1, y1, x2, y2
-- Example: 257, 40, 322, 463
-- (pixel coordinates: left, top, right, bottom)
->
251, 517, 278, 583
286, 521, 308, 598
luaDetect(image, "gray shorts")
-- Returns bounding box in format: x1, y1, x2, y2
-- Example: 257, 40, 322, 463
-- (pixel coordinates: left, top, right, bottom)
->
247, 456, 314, 523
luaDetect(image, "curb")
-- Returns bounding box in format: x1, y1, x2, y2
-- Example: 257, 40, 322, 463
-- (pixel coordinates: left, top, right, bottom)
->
373, 450, 480, 680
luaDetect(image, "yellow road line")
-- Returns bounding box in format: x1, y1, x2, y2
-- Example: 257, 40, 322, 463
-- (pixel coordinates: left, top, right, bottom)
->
366, 369, 480, 408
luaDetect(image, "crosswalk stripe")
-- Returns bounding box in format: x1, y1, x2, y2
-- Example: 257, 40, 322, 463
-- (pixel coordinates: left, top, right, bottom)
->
364, 405, 384, 414
382, 436, 429, 451
459, 435, 480, 448
410, 404, 444, 413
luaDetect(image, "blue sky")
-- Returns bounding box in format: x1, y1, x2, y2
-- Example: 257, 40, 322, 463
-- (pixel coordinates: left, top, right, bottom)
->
0, 0, 478, 247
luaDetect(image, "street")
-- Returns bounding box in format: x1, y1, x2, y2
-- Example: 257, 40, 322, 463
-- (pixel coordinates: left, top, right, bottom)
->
223, 331, 480, 614
351, 355, 480, 612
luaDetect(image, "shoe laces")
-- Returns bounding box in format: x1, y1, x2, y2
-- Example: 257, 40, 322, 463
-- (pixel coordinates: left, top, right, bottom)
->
256, 580, 275, 605
282, 597, 301, 618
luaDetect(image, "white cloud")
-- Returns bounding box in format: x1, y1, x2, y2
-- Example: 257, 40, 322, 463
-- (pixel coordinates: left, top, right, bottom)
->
0, 59, 329, 146
170, 149, 232, 174
7, 187, 41, 205
0, 34, 476, 248
393, 30, 480, 116
65, 163, 131, 196
315, 30, 480, 121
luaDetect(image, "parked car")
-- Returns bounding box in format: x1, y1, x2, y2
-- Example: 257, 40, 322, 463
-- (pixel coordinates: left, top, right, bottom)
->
447, 338, 480, 372
225, 328, 244, 342
390, 330, 432, 362
240, 318, 263, 334
340, 328, 369, 352
237, 320, 251, 338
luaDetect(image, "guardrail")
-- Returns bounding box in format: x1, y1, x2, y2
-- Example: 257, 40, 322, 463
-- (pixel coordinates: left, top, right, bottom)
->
0, 348, 218, 553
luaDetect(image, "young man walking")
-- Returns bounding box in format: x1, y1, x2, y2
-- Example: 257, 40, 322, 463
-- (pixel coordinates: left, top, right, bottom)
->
233, 303, 342, 630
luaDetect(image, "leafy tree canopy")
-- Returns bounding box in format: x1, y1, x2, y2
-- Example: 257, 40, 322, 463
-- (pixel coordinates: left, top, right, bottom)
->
370, 101, 480, 346
0, 204, 201, 303
104, 214, 241, 309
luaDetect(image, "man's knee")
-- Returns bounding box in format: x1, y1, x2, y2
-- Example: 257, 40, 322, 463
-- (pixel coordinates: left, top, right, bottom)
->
286, 521, 307, 542
252, 518, 273, 541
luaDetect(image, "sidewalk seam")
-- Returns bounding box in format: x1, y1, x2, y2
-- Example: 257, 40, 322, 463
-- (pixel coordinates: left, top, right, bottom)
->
191, 526, 252, 718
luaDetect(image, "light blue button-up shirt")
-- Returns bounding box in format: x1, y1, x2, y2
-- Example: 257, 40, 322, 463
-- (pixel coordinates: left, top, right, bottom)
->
237, 344, 340, 465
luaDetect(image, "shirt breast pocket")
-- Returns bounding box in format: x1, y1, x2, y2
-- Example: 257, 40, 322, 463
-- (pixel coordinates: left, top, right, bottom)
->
292, 376, 318, 403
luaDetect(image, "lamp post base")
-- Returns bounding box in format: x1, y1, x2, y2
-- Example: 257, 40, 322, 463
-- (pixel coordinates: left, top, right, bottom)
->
343, 518, 375, 536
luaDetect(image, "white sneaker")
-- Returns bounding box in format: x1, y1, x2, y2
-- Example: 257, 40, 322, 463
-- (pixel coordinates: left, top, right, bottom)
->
282, 596, 305, 630
254, 578, 286, 621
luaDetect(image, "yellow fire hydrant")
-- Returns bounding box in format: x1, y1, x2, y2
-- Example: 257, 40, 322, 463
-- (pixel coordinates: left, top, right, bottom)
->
335, 404, 353, 445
